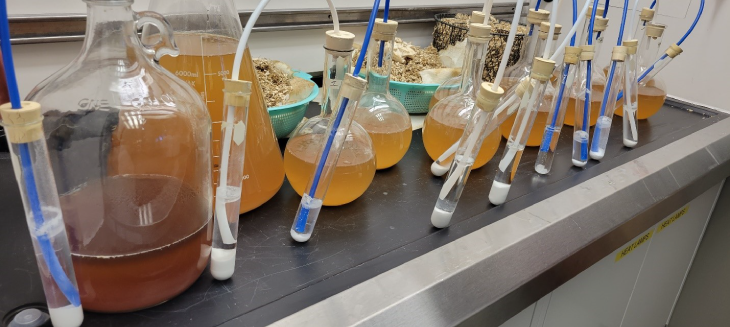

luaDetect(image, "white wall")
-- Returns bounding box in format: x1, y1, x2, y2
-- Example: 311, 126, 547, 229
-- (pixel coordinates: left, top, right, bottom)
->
9, 0, 728, 111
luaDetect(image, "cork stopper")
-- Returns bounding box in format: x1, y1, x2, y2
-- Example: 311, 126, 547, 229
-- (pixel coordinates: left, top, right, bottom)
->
515, 78, 533, 98
527, 9, 550, 25
530, 57, 556, 82
580, 45, 595, 61
586, 6, 606, 18
646, 23, 665, 38
373, 18, 398, 41
470, 11, 486, 24
611, 46, 628, 62
0, 101, 44, 143
564, 46, 582, 65
666, 44, 683, 58
594, 17, 609, 32
223, 79, 253, 107
640, 7, 655, 22
468, 23, 493, 42
539, 22, 562, 40
477, 82, 505, 113
623, 39, 638, 55
339, 74, 368, 100
325, 30, 355, 52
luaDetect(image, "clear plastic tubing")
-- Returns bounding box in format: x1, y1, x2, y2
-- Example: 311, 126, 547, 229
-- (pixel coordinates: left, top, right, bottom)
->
535, 48, 580, 174
211, 80, 252, 281
622, 40, 639, 148
590, 47, 627, 160
489, 58, 556, 206
0, 102, 83, 327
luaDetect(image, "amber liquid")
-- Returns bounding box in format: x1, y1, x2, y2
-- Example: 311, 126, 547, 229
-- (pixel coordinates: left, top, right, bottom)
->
614, 84, 667, 119
355, 111, 412, 170
159, 33, 285, 214
564, 85, 605, 127
422, 104, 501, 169
61, 175, 212, 312
284, 133, 376, 206
500, 110, 550, 147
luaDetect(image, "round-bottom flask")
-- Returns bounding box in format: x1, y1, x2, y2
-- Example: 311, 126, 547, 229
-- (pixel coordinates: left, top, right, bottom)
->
284, 117, 376, 206
500, 83, 555, 147
614, 77, 666, 119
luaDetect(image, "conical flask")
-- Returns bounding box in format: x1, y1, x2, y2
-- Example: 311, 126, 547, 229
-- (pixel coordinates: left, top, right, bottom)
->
284, 30, 376, 206
354, 19, 412, 170
26, 0, 212, 312
149, 0, 285, 214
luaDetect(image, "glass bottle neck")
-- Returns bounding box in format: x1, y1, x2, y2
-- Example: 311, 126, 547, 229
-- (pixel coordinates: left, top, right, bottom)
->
638, 34, 661, 72
515, 32, 538, 67
322, 50, 353, 116
458, 37, 488, 96
366, 37, 394, 94
80, 1, 141, 62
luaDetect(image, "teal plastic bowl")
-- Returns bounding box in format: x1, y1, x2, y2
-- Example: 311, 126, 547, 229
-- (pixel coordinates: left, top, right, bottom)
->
267, 71, 319, 138
389, 81, 439, 114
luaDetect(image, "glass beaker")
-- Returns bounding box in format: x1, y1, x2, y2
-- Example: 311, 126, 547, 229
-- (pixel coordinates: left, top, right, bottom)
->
422, 23, 501, 170
26, 0, 212, 312
354, 19, 412, 170
149, 0, 285, 214
284, 30, 376, 206
615, 22, 667, 120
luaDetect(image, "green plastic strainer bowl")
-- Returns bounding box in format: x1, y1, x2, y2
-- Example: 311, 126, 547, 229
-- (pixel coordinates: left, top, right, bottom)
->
389, 81, 439, 114
267, 71, 319, 138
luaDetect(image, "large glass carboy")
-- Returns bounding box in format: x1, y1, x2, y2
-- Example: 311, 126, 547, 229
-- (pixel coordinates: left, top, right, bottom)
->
26, 0, 212, 312
149, 0, 285, 214
354, 19, 412, 170
284, 30, 376, 206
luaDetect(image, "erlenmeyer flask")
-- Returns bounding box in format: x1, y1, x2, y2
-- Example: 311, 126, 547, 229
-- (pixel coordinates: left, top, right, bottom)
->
564, 12, 608, 127
284, 30, 376, 206
615, 22, 667, 119
26, 0, 212, 312
422, 23, 501, 170
149, 0, 285, 214
354, 19, 412, 169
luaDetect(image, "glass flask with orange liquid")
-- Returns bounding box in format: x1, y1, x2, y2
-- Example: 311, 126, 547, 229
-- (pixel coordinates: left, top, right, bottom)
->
284, 30, 376, 206
149, 0, 285, 214
614, 23, 667, 119
354, 19, 412, 170
564, 12, 608, 127
26, 0, 212, 312
499, 22, 560, 147
423, 23, 504, 170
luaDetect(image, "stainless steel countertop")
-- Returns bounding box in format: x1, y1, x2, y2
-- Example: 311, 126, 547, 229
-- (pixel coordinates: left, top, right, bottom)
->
270, 101, 730, 327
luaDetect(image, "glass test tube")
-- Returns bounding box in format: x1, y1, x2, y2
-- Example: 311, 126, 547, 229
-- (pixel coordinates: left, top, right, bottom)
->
622, 40, 639, 147
535, 47, 581, 174
590, 46, 628, 160
432, 82, 504, 228
572, 45, 594, 167
641, 44, 682, 85
291, 74, 367, 242
490, 58, 556, 205
211, 80, 252, 280
0, 102, 83, 327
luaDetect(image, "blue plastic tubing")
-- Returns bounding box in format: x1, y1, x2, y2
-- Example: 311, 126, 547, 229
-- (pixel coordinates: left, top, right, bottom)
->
295, 0, 381, 231
617, 0, 704, 101
0, 0, 80, 306
529, 0, 542, 36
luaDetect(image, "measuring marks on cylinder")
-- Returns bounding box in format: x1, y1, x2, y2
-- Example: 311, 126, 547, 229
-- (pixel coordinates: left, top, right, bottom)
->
614, 205, 690, 263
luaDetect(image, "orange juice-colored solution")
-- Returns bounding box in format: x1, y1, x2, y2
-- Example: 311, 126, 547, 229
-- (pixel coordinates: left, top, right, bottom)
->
284, 133, 376, 206
614, 84, 667, 119
422, 103, 501, 169
159, 33, 285, 214
564, 84, 605, 126
500, 110, 550, 147
355, 110, 412, 169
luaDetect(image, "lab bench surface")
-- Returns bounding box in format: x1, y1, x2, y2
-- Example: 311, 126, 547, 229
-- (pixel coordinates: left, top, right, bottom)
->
1, 99, 728, 327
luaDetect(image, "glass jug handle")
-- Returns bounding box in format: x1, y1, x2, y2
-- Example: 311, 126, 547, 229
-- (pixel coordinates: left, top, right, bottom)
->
135, 11, 180, 62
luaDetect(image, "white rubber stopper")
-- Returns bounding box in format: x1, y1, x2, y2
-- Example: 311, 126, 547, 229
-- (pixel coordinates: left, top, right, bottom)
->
211, 248, 236, 280
290, 229, 311, 243
590, 149, 605, 160
572, 159, 587, 167
624, 139, 638, 148
489, 181, 511, 205
431, 207, 453, 228
49, 305, 83, 327
431, 162, 450, 177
